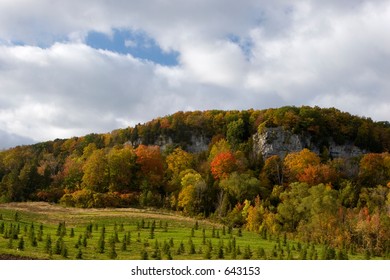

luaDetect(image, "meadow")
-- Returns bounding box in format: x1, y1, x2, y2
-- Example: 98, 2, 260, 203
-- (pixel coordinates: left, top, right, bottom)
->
0, 202, 362, 260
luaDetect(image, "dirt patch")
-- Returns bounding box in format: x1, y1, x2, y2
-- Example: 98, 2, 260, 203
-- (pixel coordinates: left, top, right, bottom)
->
0, 202, 217, 226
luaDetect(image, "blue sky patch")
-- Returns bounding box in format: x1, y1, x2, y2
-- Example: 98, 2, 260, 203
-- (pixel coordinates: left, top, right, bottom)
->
227, 34, 253, 60
86, 29, 179, 66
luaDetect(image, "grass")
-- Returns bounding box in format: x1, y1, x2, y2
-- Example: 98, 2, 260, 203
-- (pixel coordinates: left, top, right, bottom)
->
0, 202, 367, 260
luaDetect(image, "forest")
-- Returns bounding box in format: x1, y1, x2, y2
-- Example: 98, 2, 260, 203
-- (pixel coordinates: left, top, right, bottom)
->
0, 106, 390, 258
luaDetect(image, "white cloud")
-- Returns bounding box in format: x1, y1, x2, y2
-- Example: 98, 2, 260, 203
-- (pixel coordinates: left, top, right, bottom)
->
124, 39, 137, 48
1, 0, 390, 148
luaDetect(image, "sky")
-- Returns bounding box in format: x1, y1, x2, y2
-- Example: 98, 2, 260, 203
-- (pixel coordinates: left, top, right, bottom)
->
1, 0, 390, 149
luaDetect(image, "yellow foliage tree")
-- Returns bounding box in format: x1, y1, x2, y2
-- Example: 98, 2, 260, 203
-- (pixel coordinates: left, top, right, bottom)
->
284, 148, 321, 182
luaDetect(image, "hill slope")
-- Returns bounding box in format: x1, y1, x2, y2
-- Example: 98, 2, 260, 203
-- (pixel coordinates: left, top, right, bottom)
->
1, 106, 389, 258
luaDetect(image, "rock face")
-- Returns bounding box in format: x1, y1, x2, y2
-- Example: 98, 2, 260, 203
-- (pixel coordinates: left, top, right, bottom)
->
252, 127, 365, 159
132, 126, 365, 159
131, 134, 210, 153
187, 134, 209, 153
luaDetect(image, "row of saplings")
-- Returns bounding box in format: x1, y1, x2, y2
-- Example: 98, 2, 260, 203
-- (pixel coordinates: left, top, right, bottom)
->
0, 213, 348, 260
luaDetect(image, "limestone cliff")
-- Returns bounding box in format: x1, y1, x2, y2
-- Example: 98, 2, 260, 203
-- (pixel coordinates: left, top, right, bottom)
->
252, 127, 365, 159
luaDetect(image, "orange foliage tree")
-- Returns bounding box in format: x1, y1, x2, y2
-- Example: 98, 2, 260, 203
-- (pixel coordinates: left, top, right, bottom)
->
283, 148, 321, 183
359, 153, 390, 187
135, 145, 164, 189
297, 164, 338, 186
210, 151, 237, 180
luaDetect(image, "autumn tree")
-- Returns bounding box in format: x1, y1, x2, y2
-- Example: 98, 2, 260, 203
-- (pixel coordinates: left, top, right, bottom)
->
107, 146, 138, 193
297, 163, 338, 186
208, 139, 231, 162
276, 182, 310, 232
60, 155, 84, 192
82, 149, 109, 193
245, 197, 266, 232
166, 148, 194, 192
283, 148, 321, 183
178, 170, 206, 215
220, 172, 261, 202
260, 155, 283, 188
135, 145, 164, 190
210, 151, 237, 180
358, 153, 390, 187
298, 184, 339, 244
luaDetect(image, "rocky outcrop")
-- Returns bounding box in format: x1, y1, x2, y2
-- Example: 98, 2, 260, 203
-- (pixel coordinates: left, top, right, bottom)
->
129, 134, 210, 153
187, 134, 209, 153
131, 126, 365, 158
252, 127, 365, 159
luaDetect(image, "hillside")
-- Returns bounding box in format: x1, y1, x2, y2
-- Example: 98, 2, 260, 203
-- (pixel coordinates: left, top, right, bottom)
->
0, 106, 390, 258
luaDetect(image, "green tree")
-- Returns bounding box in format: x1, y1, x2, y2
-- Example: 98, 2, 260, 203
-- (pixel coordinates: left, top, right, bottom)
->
17, 237, 25, 250
227, 119, 246, 148
220, 172, 261, 202
276, 182, 310, 232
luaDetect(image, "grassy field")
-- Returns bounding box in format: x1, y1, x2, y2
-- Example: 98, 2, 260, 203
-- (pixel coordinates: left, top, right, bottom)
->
0, 202, 363, 260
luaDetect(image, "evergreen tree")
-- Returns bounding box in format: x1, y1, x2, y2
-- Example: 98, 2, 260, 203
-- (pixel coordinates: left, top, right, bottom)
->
188, 238, 196, 254
126, 231, 131, 245
178, 241, 185, 254
14, 212, 19, 222
166, 248, 173, 260
17, 237, 25, 250
97, 234, 105, 254
61, 244, 68, 258
76, 248, 83, 260
164, 222, 168, 232
243, 245, 252, 259
29, 228, 37, 247
83, 235, 88, 247
37, 226, 43, 242
227, 225, 233, 235
204, 243, 212, 259
140, 249, 148, 260
137, 232, 141, 242
257, 247, 266, 259
7, 236, 13, 249
108, 236, 117, 259
45, 235, 52, 254
54, 237, 63, 255
121, 235, 127, 251
149, 225, 155, 239
218, 241, 224, 259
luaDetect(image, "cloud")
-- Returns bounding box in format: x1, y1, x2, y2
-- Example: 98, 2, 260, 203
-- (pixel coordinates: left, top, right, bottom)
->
124, 39, 137, 48
1, 1, 390, 148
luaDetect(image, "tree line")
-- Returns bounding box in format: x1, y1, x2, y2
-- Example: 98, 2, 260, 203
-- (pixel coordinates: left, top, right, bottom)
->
0, 106, 389, 257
